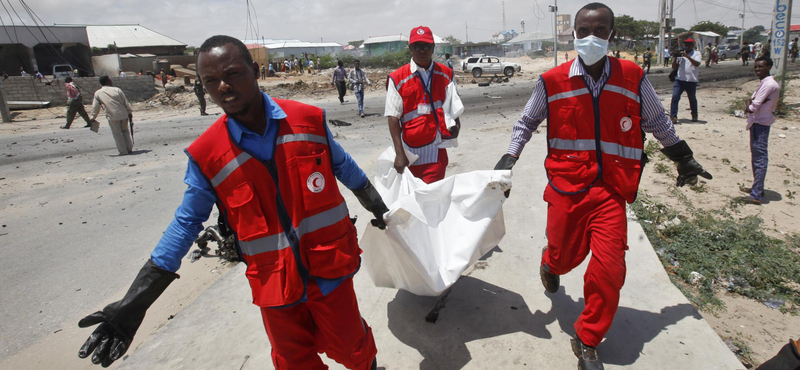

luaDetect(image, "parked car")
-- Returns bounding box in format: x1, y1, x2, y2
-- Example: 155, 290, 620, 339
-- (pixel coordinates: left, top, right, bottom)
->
52, 64, 74, 79
462, 56, 521, 77
717, 44, 741, 61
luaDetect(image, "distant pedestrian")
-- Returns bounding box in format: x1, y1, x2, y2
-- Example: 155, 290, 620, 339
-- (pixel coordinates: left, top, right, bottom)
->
268, 62, 275, 77
762, 39, 771, 59
704, 42, 712, 67
445, 53, 454, 70
317, 56, 321, 72
2, 71, 8, 80
642, 47, 652, 73
260, 63, 266, 80
160, 69, 167, 88
20, 66, 27, 76
742, 41, 750, 66
90, 76, 134, 155
565, 52, 569, 62
308, 58, 315, 74
743, 56, 779, 205
750, 43, 756, 60
711, 43, 719, 65
670, 38, 702, 123
663, 46, 670, 67
194, 78, 208, 116
791, 38, 799, 63
332, 60, 348, 104
34, 70, 43, 81
348, 60, 371, 117
138, 70, 143, 76
60, 77, 92, 129
119, 70, 127, 77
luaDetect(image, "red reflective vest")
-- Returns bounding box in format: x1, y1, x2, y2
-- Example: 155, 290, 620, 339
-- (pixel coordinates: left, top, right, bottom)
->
185, 99, 360, 308
542, 58, 645, 203
388, 62, 454, 148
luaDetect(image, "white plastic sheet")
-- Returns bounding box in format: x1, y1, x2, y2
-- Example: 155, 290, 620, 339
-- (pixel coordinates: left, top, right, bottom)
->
360, 147, 511, 296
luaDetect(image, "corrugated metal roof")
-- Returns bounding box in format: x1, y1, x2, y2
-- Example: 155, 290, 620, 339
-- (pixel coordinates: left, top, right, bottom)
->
506, 31, 554, 44
84, 25, 185, 48
364, 33, 444, 45
264, 42, 342, 49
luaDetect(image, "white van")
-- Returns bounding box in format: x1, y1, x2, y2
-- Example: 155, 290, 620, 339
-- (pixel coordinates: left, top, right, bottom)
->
52, 64, 74, 79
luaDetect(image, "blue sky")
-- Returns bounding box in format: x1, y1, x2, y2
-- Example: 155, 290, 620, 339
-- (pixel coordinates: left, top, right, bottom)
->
4, 0, 781, 46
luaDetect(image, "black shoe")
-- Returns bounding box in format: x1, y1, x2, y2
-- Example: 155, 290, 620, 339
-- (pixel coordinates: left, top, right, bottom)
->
691, 114, 699, 122
540, 247, 560, 293
200, 112, 209, 116
571, 336, 604, 370
60, 125, 69, 129
371, 358, 377, 370
83, 124, 91, 128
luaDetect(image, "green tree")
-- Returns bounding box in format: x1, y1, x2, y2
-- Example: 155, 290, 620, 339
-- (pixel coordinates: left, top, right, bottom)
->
443, 35, 462, 45
743, 25, 767, 43
348, 40, 364, 48
672, 27, 688, 34
689, 21, 729, 37
614, 15, 639, 40
638, 20, 660, 38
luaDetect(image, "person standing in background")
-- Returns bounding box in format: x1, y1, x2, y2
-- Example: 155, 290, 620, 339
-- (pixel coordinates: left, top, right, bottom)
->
670, 38, 702, 123
348, 60, 371, 118
90, 76, 134, 155
194, 78, 208, 116
332, 60, 348, 104
60, 77, 93, 129
743, 57, 780, 205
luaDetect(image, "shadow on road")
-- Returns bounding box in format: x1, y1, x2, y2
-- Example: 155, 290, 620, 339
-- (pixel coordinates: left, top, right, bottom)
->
387, 277, 702, 369
108, 149, 152, 157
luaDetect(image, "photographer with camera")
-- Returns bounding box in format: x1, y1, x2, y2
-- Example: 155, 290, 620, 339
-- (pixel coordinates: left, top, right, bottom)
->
669, 38, 702, 123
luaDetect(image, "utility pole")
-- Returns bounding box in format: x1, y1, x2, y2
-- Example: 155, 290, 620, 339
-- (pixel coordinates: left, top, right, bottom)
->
502, 1, 507, 31
465, 21, 469, 43
772, 0, 792, 92
550, 0, 558, 67
740, 0, 746, 46
521, 19, 526, 34
658, 0, 665, 66
0, 84, 10, 123
667, 0, 674, 56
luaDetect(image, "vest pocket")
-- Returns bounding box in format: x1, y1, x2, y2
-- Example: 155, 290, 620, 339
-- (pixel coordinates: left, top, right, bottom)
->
245, 258, 287, 307
304, 230, 360, 279
603, 158, 642, 203
402, 115, 437, 147
290, 150, 339, 211
222, 181, 269, 240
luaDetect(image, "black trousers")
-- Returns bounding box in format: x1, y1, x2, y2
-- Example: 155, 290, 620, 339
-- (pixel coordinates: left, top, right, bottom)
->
65, 96, 91, 128
336, 81, 347, 103
196, 92, 206, 114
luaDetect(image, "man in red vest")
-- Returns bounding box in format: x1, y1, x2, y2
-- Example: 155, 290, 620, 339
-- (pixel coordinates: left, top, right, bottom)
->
76, 35, 388, 370
495, 3, 711, 369
385, 26, 464, 183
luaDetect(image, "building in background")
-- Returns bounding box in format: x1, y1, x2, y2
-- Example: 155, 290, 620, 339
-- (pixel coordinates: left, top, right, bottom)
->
556, 14, 571, 34
490, 30, 519, 44
0, 25, 93, 77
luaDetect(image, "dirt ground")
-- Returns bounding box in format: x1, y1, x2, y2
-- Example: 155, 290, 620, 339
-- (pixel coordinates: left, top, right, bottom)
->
639, 70, 800, 367
3, 55, 798, 368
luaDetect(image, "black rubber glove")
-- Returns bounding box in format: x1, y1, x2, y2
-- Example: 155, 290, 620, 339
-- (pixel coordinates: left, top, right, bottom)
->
660, 140, 713, 187
494, 154, 518, 197
352, 181, 389, 230
754, 339, 800, 370
78, 259, 178, 367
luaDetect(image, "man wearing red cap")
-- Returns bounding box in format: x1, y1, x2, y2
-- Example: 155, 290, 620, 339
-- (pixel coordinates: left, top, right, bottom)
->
385, 26, 463, 183
670, 38, 702, 123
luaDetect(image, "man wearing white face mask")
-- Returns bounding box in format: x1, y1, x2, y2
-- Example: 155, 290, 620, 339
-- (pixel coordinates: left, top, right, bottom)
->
494, 3, 711, 370
670, 38, 702, 123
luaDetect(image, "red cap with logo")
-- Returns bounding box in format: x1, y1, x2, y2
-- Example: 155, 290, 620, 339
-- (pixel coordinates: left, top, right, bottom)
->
684, 38, 694, 44
409, 26, 434, 44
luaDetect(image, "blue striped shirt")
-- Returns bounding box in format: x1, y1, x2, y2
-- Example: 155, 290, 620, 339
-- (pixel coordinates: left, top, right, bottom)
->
508, 58, 680, 156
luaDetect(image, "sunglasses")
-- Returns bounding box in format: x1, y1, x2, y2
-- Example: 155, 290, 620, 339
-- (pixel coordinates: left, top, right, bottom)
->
410, 44, 433, 52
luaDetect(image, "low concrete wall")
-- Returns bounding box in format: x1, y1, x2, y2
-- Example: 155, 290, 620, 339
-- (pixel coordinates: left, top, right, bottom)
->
0, 76, 157, 107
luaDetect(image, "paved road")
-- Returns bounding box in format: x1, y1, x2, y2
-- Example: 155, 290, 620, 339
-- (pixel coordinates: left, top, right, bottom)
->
0, 59, 770, 367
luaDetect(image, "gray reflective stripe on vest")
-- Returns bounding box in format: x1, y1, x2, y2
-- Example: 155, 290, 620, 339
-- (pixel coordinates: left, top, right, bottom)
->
602, 84, 641, 104
433, 69, 452, 83
548, 138, 596, 151
547, 88, 590, 103
238, 202, 350, 256
549, 139, 642, 160
394, 74, 416, 90
276, 133, 327, 145
400, 100, 444, 123
600, 141, 642, 160
211, 151, 252, 187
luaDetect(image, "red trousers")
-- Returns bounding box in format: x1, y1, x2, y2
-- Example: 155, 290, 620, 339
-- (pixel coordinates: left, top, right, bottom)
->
542, 181, 628, 347
408, 149, 448, 184
259, 278, 377, 370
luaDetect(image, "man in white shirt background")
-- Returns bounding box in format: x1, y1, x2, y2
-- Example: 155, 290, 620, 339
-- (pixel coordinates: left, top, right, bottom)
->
90, 76, 134, 155
669, 38, 702, 123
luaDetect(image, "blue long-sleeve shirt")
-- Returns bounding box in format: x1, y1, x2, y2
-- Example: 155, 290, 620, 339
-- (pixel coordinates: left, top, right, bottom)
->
151, 93, 367, 295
